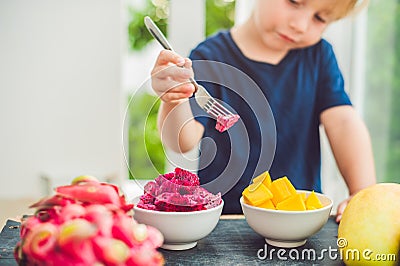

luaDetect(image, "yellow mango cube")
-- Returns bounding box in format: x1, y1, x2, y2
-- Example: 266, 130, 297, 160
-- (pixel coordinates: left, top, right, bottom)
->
243, 196, 252, 205
270, 176, 297, 206
256, 199, 275, 210
305, 191, 323, 210
252, 171, 272, 188
276, 193, 306, 211
242, 174, 323, 212
299, 192, 306, 202
242, 183, 273, 206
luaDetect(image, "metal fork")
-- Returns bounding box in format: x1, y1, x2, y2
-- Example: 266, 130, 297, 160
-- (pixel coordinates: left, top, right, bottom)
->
144, 16, 237, 121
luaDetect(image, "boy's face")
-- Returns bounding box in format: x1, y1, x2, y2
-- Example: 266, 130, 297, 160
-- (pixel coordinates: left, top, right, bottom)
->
253, 0, 341, 52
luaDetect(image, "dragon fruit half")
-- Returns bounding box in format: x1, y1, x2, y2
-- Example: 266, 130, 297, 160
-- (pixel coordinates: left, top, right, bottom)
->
137, 168, 222, 212
14, 176, 164, 266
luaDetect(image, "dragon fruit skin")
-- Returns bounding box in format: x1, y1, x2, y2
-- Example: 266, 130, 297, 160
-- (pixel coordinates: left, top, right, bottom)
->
21, 223, 58, 261
14, 176, 164, 266
55, 182, 122, 206
137, 168, 222, 212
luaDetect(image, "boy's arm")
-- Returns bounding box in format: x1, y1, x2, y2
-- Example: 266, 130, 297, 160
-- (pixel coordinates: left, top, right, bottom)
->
150, 50, 204, 153
157, 100, 204, 153
320, 105, 376, 220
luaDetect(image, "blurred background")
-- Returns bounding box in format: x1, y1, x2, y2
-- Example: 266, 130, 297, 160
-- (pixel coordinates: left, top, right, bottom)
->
0, 0, 399, 224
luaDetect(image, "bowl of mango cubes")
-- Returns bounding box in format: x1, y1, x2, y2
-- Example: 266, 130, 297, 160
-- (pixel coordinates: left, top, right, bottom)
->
240, 171, 333, 248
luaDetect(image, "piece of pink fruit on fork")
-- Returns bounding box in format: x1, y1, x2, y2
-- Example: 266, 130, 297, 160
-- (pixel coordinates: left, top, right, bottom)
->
215, 114, 240, 132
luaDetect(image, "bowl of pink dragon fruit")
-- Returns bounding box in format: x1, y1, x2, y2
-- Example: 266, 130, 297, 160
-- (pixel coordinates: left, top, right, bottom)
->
14, 175, 164, 266
133, 168, 224, 250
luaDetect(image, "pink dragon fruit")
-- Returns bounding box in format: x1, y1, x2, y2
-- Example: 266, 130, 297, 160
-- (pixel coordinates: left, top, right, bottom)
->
137, 168, 222, 212
215, 114, 240, 132
14, 175, 164, 266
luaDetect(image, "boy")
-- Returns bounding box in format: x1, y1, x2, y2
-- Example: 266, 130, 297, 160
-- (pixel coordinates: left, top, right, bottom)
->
151, 0, 376, 221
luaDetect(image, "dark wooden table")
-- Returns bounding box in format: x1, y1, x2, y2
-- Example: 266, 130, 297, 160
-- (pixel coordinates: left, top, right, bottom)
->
0, 216, 343, 265
0, 220, 20, 266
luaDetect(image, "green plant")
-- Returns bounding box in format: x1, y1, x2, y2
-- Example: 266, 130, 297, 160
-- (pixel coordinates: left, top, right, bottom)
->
364, 0, 400, 183
385, 1, 400, 183
127, 1, 168, 51
127, 93, 166, 179
205, 0, 235, 37
127, 0, 236, 51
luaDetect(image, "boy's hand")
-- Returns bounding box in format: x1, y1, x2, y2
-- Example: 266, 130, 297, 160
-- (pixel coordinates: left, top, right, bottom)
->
151, 50, 196, 104
335, 195, 353, 223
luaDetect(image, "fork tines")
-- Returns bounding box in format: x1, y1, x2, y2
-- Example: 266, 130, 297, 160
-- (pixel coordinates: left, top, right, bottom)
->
204, 98, 233, 120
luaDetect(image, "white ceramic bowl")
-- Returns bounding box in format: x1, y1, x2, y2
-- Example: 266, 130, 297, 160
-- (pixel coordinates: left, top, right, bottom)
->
133, 197, 224, 250
240, 190, 333, 248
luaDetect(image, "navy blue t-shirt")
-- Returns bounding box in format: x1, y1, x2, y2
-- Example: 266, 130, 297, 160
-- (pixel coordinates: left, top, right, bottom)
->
188, 31, 351, 214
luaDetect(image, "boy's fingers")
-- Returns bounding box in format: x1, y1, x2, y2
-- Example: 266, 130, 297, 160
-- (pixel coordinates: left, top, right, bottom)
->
167, 82, 195, 95
160, 90, 194, 102
335, 197, 352, 223
335, 214, 342, 223
337, 201, 347, 215
183, 58, 192, 68
150, 50, 195, 102
153, 64, 194, 81
335, 204, 344, 223
153, 81, 195, 96
156, 50, 186, 66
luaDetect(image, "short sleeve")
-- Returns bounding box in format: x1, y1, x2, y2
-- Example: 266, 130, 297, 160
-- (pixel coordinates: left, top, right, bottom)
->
315, 41, 352, 116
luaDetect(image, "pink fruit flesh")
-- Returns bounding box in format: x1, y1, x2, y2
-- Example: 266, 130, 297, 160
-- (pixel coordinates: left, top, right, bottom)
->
215, 114, 240, 132
137, 167, 222, 211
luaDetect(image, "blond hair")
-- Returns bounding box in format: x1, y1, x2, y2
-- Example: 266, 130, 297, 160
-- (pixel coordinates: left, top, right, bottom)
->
334, 0, 369, 20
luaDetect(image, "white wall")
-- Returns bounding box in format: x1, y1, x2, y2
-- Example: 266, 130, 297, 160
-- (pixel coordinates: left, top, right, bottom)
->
162, 0, 205, 173
0, 0, 125, 199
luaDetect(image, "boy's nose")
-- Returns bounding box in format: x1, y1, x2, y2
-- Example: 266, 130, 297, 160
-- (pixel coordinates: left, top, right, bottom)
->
289, 12, 311, 33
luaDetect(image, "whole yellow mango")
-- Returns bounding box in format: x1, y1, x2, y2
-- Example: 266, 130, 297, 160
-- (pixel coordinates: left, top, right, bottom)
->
338, 183, 400, 266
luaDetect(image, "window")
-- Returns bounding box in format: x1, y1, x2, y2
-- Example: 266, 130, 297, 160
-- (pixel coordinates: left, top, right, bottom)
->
363, 0, 400, 182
